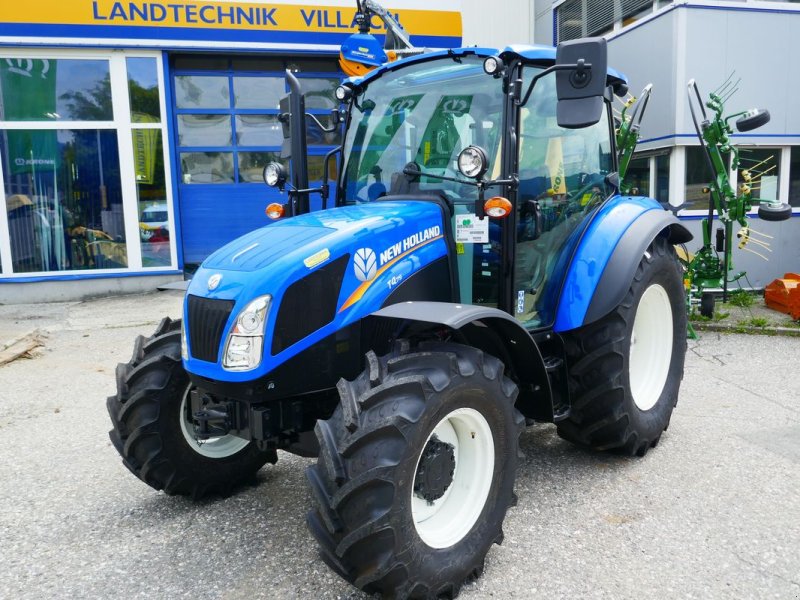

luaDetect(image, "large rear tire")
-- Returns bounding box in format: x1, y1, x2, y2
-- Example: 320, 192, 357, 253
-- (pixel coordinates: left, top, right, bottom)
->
557, 236, 687, 456
107, 317, 275, 498
306, 342, 523, 599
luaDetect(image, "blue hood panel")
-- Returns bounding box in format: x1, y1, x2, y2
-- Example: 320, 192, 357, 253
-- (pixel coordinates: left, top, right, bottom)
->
184, 201, 449, 382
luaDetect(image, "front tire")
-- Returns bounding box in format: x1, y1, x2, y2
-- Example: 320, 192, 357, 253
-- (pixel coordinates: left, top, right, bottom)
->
106, 318, 275, 498
557, 235, 687, 456
306, 342, 523, 599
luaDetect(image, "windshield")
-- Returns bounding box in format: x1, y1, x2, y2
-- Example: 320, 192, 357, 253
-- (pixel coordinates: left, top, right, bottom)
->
340, 55, 504, 203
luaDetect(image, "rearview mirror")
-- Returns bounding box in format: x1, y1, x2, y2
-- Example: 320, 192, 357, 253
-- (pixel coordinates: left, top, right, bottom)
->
555, 37, 608, 129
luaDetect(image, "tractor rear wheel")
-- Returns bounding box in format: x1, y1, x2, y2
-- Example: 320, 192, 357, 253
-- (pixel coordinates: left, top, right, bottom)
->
306, 342, 523, 599
107, 317, 275, 498
557, 235, 687, 456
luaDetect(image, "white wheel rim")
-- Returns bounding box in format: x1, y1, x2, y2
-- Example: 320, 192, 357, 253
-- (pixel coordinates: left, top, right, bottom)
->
178, 387, 250, 459
629, 283, 673, 411
411, 408, 495, 549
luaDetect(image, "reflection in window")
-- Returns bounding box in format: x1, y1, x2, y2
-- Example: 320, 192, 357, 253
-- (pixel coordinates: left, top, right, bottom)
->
238, 151, 284, 183
626, 156, 650, 196
2, 129, 126, 272
299, 77, 340, 110
0, 58, 112, 121
789, 147, 800, 208
233, 77, 284, 109
127, 57, 161, 123
174, 76, 229, 109
177, 114, 232, 147
737, 147, 781, 203
180, 152, 234, 183
684, 146, 713, 211
132, 130, 170, 267
235, 115, 282, 146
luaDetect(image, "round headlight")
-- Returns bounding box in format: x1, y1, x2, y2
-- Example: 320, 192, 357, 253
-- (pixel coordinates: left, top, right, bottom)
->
335, 85, 351, 102
263, 162, 286, 188
483, 56, 504, 76
457, 146, 489, 180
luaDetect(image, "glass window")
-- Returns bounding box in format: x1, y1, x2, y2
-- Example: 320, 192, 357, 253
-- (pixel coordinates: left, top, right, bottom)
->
684, 146, 713, 211
132, 130, 170, 267
235, 114, 282, 146
238, 151, 284, 183
127, 57, 161, 123
655, 152, 670, 205
299, 77, 340, 110
180, 152, 234, 183
626, 156, 650, 196
177, 114, 232, 147
736, 147, 781, 203
789, 147, 800, 208
174, 76, 229, 109
173, 56, 229, 71
2, 129, 126, 272
0, 58, 112, 121
231, 57, 284, 72
233, 77, 284, 109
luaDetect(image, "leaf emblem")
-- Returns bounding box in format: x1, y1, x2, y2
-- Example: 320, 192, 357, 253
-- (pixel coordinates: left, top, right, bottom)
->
353, 248, 377, 282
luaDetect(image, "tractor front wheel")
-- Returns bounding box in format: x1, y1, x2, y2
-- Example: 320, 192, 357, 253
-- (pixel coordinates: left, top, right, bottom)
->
306, 342, 523, 598
106, 318, 275, 498
557, 235, 687, 456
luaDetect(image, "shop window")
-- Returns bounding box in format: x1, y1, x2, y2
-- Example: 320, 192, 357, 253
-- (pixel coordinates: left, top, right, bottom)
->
300, 77, 341, 110
1, 129, 125, 273
235, 115, 282, 146
127, 57, 161, 123
233, 77, 285, 109
736, 147, 781, 204
684, 146, 715, 211
789, 147, 800, 208
0, 58, 113, 121
174, 76, 230, 109
177, 114, 233, 147
180, 152, 234, 183
132, 130, 170, 267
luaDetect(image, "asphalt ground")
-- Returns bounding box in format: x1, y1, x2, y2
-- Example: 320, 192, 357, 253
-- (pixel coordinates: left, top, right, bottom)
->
0, 291, 798, 599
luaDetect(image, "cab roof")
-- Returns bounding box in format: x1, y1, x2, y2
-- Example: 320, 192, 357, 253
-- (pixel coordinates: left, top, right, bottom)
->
346, 44, 627, 88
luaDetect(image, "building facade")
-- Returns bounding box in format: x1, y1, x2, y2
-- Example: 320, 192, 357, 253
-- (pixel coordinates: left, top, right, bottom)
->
0, 0, 473, 302
537, 0, 800, 287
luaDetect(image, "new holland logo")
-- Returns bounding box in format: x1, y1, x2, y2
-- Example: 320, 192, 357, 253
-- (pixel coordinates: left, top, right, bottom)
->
353, 248, 377, 282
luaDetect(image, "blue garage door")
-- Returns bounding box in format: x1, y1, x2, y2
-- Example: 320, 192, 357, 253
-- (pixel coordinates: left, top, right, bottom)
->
171, 54, 341, 265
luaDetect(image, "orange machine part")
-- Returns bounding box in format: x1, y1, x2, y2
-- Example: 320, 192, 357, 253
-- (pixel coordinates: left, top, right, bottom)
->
764, 273, 800, 320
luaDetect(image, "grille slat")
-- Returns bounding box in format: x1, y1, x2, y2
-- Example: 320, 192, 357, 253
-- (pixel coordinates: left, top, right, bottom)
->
187, 295, 235, 363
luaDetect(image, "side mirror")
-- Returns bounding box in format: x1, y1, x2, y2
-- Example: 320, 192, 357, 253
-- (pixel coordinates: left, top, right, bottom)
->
735, 109, 770, 132
278, 94, 291, 141
555, 37, 608, 129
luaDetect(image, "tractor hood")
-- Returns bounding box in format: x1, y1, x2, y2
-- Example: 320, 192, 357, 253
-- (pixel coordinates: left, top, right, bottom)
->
184, 201, 449, 382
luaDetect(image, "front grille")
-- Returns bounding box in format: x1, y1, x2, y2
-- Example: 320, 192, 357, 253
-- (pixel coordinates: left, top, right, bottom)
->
187, 295, 235, 363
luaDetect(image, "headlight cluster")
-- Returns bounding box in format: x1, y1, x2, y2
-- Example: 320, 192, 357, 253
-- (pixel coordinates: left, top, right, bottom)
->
223, 295, 272, 371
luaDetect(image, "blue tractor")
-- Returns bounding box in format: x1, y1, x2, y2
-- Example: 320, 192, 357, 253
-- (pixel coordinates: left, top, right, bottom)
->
108, 39, 692, 599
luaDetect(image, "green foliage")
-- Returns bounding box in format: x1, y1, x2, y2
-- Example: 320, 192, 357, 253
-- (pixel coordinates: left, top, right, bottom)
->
727, 289, 756, 308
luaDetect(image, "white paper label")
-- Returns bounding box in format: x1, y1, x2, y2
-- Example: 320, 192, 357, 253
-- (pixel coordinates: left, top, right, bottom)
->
455, 214, 489, 243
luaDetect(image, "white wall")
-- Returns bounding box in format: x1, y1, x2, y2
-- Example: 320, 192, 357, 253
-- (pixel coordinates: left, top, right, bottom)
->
461, 0, 534, 48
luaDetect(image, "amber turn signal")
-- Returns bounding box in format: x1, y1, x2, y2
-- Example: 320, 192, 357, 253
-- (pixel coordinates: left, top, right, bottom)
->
265, 203, 285, 220
484, 196, 512, 218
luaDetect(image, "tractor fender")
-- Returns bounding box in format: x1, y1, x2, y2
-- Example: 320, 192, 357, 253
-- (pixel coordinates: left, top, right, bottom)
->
370, 301, 551, 405
554, 197, 693, 332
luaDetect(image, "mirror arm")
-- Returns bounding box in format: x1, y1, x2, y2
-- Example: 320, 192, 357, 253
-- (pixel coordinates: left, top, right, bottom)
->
306, 112, 339, 133
519, 62, 590, 106
320, 145, 342, 209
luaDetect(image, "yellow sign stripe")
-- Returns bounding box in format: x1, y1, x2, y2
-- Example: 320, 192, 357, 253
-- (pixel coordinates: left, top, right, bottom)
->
339, 235, 443, 313
0, 2, 462, 37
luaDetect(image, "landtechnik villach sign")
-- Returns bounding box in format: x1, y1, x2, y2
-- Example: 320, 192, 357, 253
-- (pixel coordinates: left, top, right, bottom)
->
0, 0, 462, 49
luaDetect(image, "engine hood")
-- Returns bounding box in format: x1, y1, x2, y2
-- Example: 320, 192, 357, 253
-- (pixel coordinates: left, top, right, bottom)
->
185, 201, 449, 382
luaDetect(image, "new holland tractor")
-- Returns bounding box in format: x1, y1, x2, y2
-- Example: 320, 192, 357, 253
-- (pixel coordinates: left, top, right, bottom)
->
107, 38, 692, 598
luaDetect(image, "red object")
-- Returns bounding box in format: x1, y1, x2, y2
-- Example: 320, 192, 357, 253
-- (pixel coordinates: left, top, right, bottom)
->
764, 273, 800, 320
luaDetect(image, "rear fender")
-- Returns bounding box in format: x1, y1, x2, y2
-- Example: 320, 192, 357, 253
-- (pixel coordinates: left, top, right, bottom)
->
369, 302, 553, 419
554, 196, 692, 332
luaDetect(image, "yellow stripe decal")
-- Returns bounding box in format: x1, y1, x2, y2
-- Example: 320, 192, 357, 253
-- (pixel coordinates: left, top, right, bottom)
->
339, 235, 443, 313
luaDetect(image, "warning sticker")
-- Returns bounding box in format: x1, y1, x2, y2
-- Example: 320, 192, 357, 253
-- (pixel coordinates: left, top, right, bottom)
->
455, 214, 489, 243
